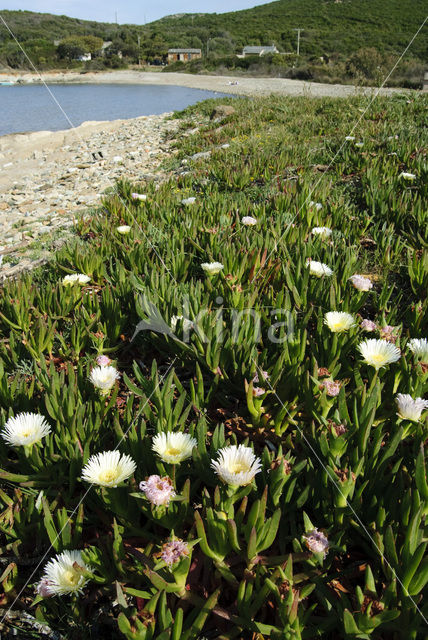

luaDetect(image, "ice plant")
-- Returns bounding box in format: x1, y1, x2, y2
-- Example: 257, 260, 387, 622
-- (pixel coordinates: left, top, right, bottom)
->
37, 550, 91, 596
181, 197, 196, 205
361, 319, 377, 332
358, 339, 401, 370
139, 475, 176, 506
309, 201, 323, 210
241, 216, 257, 226
349, 275, 373, 291
171, 315, 194, 332
152, 432, 197, 464
324, 312, 355, 333
306, 260, 333, 277
311, 226, 332, 239
62, 273, 91, 286
117, 225, 131, 234
89, 365, 120, 395
81, 450, 136, 487
345, 136, 355, 141
201, 261, 224, 275
395, 394, 428, 422
399, 172, 416, 180
211, 444, 262, 487
1, 412, 51, 447
408, 338, 428, 363
160, 538, 189, 566
96, 355, 111, 367
131, 193, 147, 201
303, 529, 329, 555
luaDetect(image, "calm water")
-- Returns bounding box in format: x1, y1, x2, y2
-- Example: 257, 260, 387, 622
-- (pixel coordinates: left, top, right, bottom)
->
0, 83, 226, 136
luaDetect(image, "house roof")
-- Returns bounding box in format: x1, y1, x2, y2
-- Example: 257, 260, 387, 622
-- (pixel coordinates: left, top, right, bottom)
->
168, 48, 201, 54
243, 45, 277, 54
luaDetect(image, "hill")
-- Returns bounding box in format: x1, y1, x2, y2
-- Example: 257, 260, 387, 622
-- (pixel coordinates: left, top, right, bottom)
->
151, 0, 427, 60
0, 1, 426, 73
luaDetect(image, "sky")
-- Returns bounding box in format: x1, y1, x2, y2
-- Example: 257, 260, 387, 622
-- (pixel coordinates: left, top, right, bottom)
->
0, 0, 277, 24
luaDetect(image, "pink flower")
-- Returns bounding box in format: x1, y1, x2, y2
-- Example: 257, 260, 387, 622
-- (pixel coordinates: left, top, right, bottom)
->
36, 578, 54, 598
253, 370, 269, 384
160, 539, 189, 566
139, 475, 176, 506
361, 319, 377, 332
253, 386, 265, 397
333, 423, 347, 436
96, 355, 112, 367
303, 528, 329, 555
379, 325, 399, 343
320, 380, 341, 397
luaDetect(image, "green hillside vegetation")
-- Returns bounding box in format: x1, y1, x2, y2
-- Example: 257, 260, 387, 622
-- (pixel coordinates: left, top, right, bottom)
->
0, 2, 426, 85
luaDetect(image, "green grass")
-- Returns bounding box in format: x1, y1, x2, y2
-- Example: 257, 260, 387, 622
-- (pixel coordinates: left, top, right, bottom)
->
0, 92, 427, 639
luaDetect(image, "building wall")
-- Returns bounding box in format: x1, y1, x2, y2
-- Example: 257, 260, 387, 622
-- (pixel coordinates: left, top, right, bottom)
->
167, 52, 202, 64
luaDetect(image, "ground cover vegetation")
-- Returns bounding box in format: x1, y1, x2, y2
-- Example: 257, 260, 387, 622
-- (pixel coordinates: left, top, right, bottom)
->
0, 92, 427, 639
0, 0, 426, 86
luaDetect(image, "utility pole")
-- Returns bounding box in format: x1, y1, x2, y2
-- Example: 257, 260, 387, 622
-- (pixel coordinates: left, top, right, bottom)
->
115, 11, 118, 24
293, 28, 304, 56
137, 34, 141, 66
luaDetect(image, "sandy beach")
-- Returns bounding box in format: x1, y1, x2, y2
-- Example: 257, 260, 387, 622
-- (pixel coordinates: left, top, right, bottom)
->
0, 69, 401, 98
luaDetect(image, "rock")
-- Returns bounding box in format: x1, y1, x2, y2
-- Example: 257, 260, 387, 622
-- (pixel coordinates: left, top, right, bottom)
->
210, 105, 235, 121
190, 151, 211, 161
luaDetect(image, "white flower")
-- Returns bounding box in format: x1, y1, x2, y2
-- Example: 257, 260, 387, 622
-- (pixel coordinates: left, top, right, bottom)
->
152, 432, 197, 464
1, 412, 51, 447
211, 444, 262, 487
201, 261, 224, 275
358, 339, 401, 370
311, 226, 332, 239
62, 273, 91, 286
306, 260, 333, 277
303, 529, 329, 555
171, 315, 194, 332
399, 172, 416, 180
181, 197, 196, 205
324, 312, 356, 333
241, 216, 257, 226
131, 193, 147, 201
38, 550, 91, 596
349, 275, 373, 291
396, 394, 428, 422
408, 338, 428, 363
355, 142, 364, 148
345, 136, 355, 141
81, 450, 136, 487
89, 366, 120, 395
309, 201, 323, 210
117, 225, 131, 234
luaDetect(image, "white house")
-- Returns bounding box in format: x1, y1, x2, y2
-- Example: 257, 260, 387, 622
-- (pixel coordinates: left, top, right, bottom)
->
242, 45, 279, 57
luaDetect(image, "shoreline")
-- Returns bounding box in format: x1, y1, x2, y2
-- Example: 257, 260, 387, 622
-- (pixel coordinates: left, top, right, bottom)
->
0, 111, 179, 279
0, 69, 404, 99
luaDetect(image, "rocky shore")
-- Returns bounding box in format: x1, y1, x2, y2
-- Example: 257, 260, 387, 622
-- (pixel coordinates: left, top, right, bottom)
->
0, 113, 179, 279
